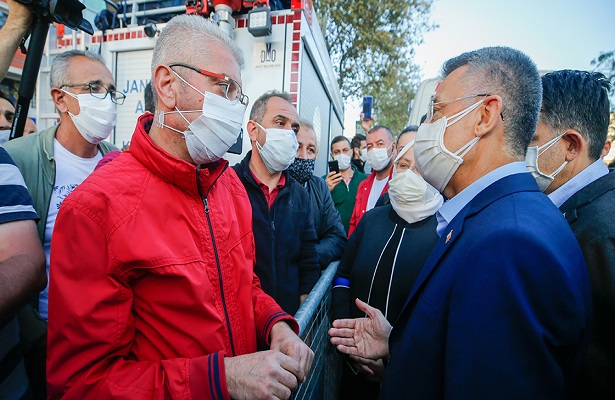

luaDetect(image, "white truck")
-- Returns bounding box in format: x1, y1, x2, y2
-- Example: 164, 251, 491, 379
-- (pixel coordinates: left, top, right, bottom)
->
33, 0, 344, 176
407, 76, 439, 126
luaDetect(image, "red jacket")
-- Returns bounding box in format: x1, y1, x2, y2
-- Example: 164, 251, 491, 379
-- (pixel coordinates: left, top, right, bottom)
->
347, 171, 391, 236
47, 114, 297, 400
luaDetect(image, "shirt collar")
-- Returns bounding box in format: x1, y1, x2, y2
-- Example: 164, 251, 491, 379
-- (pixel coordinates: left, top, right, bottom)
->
436, 162, 527, 236
251, 169, 286, 190
548, 158, 609, 208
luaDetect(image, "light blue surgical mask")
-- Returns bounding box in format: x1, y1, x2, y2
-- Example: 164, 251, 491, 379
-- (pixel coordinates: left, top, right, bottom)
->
254, 122, 298, 173
525, 133, 567, 192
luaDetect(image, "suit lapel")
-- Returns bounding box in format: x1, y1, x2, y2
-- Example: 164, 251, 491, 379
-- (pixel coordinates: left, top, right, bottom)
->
394, 204, 469, 324
393, 173, 539, 328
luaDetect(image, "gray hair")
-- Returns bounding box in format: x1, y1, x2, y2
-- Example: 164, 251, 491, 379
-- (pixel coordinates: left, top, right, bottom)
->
299, 118, 319, 155
49, 50, 105, 88
249, 90, 293, 123
367, 125, 394, 143
441, 46, 542, 158
299, 118, 314, 132
152, 15, 244, 75
150, 15, 244, 107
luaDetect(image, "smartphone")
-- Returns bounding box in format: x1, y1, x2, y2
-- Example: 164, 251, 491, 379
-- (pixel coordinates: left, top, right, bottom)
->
362, 95, 373, 120
227, 128, 243, 155
328, 160, 340, 174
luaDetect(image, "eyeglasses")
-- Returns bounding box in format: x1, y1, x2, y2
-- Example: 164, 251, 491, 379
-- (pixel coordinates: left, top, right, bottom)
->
169, 62, 249, 106
427, 93, 490, 122
61, 82, 126, 105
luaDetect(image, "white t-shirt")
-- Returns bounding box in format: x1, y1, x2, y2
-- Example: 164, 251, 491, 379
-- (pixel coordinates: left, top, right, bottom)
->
366, 175, 389, 212
39, 139, 102, 320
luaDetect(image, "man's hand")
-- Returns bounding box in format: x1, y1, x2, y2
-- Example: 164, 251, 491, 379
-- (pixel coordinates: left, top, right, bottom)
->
328, 298, 391, 360
325, 171, 342, 191
225, 350, 303, 400
270, 321, 314, 379
360, 112, 374, 134
349, 355, 385, 382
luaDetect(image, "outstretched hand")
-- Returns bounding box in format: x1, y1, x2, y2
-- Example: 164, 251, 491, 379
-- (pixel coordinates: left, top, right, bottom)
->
328, 298, 391, 360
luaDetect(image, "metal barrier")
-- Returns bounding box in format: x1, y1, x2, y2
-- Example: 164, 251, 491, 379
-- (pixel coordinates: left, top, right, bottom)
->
292, 261, 342, 400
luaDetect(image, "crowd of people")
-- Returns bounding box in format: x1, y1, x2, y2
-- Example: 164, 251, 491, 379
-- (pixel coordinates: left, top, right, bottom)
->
0, 1, 613, 399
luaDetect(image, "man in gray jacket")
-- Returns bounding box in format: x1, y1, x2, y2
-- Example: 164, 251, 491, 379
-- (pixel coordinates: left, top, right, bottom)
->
3, 49, 119, 399
288, 119, 346, 269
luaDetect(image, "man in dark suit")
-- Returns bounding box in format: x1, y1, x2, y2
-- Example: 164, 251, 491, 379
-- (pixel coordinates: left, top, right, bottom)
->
526, 69, 614, 399
329, 47, 592, 399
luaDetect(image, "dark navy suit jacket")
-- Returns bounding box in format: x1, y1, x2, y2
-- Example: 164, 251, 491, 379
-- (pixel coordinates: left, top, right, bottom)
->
380, 172, 592, 400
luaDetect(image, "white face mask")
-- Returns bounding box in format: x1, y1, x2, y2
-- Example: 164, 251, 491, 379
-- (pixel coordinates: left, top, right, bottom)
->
360, 148, 368, 162
63, 90, 117, 144
255, 122, 298, 173
525, 133, 567, 192
0, 130, 10, 144
155, 71, 246, 165
414, 99, 485, 193
388, 168, 444, 224
333, 153, 352, 171
367, 144, 393, 172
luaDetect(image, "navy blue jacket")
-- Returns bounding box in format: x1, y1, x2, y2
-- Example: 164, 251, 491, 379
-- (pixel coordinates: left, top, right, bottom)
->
305, 176, 346, 269
233, 152, 319, 315
380, 172, 592, 400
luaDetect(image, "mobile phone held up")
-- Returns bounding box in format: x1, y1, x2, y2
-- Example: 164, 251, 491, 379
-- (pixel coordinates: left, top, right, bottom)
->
362, 95, 373, 120
328, 160, 340, 174
227, 128, 243, 155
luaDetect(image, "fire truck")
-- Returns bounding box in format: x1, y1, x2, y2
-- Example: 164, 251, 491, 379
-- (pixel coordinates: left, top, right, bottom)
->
30, 0, 344, 175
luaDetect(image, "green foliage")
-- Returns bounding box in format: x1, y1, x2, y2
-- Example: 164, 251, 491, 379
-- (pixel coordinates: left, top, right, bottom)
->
314, 0, 435, 132
592, 50, 615, 111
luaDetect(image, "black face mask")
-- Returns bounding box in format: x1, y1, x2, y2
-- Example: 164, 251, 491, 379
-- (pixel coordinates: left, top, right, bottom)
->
287, 157, 315, 184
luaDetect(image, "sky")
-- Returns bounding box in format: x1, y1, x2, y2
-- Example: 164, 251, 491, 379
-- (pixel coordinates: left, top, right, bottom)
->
345, 0, 615, 133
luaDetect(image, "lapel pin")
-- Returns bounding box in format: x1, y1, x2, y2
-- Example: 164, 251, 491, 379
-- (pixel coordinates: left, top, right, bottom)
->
445, 230, 453, 244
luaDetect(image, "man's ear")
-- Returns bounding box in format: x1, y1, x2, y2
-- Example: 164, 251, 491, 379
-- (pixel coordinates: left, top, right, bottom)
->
475, 95, 503, 137
51, 88, 69, 113
602, 140, 611, 158
246, 120, 259, 142
562, 130, 584, 162
153, 65, 177, 110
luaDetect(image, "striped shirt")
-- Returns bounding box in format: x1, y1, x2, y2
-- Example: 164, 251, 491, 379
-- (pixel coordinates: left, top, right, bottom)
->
0, 146, 38, 399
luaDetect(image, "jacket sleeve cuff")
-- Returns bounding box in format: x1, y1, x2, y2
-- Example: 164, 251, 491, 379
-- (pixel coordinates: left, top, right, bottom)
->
189, 351, 230, 400
257, 305, 300, 346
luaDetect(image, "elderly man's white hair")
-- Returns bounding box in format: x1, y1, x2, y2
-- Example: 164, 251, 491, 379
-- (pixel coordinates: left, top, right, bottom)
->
151, 14, 245, 75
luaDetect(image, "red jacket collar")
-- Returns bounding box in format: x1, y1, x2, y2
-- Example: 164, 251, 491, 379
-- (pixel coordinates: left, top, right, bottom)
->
130, 113, 228, 197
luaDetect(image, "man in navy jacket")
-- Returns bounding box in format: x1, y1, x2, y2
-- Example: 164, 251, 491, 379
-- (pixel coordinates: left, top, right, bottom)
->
329, 47, 592, 399
234, 91, 319, 316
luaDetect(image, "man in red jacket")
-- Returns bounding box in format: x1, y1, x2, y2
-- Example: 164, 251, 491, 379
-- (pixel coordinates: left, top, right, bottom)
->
47, 15, 313, 400
347, 125, 396, 236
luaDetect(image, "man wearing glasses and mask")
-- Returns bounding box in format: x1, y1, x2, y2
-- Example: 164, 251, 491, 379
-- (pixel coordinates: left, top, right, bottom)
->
4, 49, 119, 399
46, 15, 312, 400
329, 47, 591, 399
